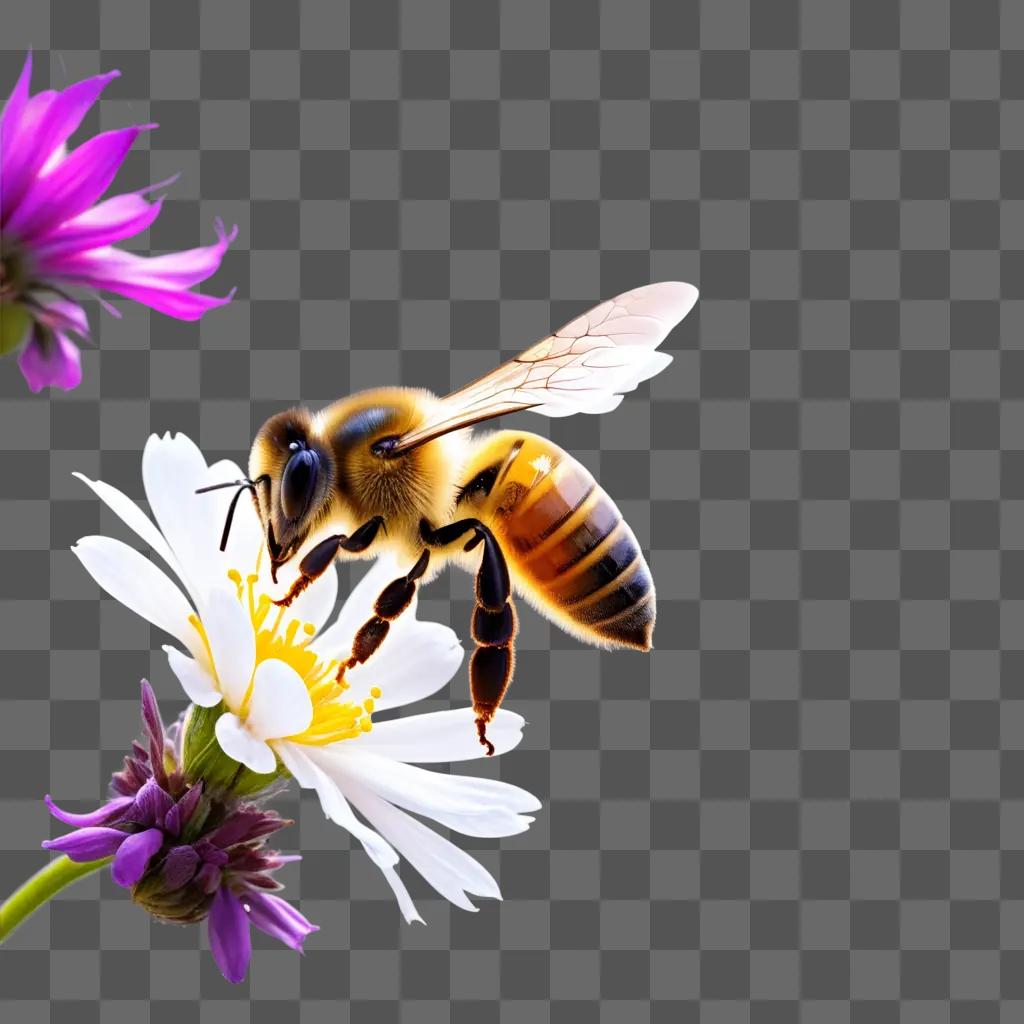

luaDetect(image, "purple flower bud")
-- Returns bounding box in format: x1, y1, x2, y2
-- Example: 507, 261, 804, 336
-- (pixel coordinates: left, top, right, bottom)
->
140, 679, 164, 752
195, 861, 223, 895
193, 839, 229, 867
175, 781, 203, 826
208, 886, 252, 985
163, 803, 182, 838
44, 794, 133, 828
42, 826, 126, 862
111, 827, 164, 888
161, 845, 200, 890
130, 778, 173, 828
245, 890, 319, 952
140, 680, 170, 790
40, 679, 314, 980
204, 808, 287, 849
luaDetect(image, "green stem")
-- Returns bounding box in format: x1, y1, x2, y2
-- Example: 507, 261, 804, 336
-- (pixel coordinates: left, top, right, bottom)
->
0, 855, 111, 943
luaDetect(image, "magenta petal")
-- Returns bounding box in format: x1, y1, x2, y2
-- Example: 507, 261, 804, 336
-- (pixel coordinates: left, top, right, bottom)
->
0, 51, 33, 165
17, 329, 82, 393
119, 218, 239, 288
209, 886, 252, 984
110, 827, 164, 888
44, 794, 134, 828
2, 68, 121, 222
45, 220, 238, 322
245, 890, 319, 952
85, 281, 236, 322
52, 218, 237, 288
42, 826, 126, 862
36, 299, 90, 341
0, 53, 34, 221
6, 124, 150, 242
33, 193, 164, 261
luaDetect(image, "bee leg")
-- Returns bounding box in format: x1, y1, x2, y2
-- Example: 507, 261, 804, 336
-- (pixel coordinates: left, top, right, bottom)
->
273, 516, 385, 608
420, 518, 517, 756
335, 550, 432, 682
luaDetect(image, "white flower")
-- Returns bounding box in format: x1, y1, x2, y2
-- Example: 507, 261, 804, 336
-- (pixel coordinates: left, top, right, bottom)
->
72, 432, 540, 921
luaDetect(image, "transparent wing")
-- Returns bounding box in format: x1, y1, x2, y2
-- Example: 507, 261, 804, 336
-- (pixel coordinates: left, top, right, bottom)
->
392, 281, 697, 452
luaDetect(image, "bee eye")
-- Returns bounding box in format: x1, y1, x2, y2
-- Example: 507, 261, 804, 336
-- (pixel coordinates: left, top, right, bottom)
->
280, 447, 320, 520
371, 435, 400, 457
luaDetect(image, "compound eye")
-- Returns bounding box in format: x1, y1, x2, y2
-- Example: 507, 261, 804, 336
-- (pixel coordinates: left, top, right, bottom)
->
280, 446, 319, 520
371, 435, 400, 457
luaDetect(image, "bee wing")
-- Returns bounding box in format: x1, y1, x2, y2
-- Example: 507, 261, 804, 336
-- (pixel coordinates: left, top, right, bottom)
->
392, 281, 697, 452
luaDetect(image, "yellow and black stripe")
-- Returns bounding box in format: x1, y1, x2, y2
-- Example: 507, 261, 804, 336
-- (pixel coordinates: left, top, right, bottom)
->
465, 433, 655, 650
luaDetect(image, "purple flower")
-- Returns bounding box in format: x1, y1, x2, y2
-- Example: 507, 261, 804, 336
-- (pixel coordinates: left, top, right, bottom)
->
209, 884, 318, 985
1, 52, 236, 394
41, 681, 316, 983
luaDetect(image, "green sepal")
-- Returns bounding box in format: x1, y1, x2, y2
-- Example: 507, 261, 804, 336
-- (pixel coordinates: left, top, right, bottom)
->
0, 303, 30, 356
181, 702, 289, 800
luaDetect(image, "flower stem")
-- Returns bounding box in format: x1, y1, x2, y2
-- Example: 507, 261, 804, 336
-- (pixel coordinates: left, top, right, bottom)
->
0, 855, 111, 943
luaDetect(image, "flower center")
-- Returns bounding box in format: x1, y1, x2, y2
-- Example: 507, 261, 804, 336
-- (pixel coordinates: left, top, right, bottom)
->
0, 247, 29, 302
190, 568, 382, 747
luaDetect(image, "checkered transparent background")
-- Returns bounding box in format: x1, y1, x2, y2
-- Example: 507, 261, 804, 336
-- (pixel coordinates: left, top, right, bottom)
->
2, 0, 1023, 1020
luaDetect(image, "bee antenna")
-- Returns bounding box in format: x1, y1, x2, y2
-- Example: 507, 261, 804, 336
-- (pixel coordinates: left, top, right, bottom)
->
195, 478, 254, 494
218, 484, 249, 552
195, 475, 272, 552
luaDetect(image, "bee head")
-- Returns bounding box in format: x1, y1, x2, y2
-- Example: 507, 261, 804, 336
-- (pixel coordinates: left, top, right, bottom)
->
248, 408, 335, 579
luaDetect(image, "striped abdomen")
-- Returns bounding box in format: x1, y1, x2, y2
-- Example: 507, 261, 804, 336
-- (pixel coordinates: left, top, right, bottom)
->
462, 432, 655, 650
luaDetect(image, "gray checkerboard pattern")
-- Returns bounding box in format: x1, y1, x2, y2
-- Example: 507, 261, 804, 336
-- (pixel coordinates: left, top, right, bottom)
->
1, 0, 1022, 1019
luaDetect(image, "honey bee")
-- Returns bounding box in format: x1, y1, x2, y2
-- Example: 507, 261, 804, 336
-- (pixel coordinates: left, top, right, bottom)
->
201, 282, 697, 752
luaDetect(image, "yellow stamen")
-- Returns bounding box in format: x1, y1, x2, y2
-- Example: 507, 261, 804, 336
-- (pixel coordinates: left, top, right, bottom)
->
201, 563, 384, 748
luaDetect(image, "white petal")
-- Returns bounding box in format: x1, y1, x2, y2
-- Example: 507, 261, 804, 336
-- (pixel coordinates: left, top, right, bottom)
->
344, 622, 464, 710
200, 586, 255, 711
356, 708, 526, 762
313, 554, 405, 656
276, 744, 396, 863
72, 472, 182, 580
245, 659, 313, 740
275, 742, 423, 923
142, 432, 221, 596
306, 747, 540, 838
345, 775, 501, 912
411, 806, 535, 839
72, 536, 197, 653
378, 863, 423, 924
285, 560, 339, 636
215, 713, 277, 775
164, 646, 221, 707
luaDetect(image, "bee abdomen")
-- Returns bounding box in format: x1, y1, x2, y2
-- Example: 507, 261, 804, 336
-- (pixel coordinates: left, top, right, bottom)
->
509, 469, 655, 651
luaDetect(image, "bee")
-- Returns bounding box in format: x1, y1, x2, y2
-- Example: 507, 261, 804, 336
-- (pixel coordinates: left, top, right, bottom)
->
201, 282, 697, 753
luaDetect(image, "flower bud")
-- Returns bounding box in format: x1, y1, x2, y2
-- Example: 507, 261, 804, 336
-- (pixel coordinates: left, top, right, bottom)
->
42, 681, 314, 982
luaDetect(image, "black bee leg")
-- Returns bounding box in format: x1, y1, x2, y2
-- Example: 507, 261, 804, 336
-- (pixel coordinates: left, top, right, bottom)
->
420, 518, 518, 756
334, 549, 432, 683
273, 516, 385, 608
